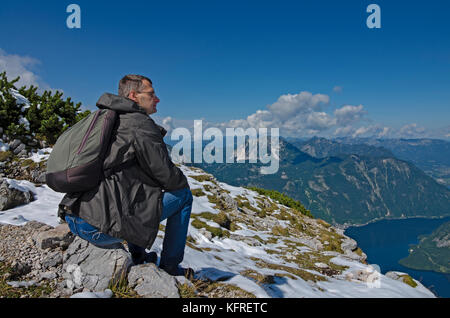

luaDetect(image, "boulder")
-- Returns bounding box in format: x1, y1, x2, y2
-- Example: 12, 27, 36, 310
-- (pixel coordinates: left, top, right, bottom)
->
13, 143, 25, 155
128, 263, 180, 298
0, 178, 34, 211
62, 237, 132, 292
9, 139, 21, 150
33, 223, 74, 250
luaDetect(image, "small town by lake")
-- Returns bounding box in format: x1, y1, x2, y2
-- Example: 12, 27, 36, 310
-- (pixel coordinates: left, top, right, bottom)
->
344, 216, 450, 298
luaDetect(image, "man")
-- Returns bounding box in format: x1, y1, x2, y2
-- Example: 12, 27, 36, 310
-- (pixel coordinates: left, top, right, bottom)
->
62, 75, 193, 277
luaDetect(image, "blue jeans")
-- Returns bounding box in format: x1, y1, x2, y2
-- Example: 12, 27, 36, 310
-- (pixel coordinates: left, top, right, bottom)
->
65, 187, 193, 267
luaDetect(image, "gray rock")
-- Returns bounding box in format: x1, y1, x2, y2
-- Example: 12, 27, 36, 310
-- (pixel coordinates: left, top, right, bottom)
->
18, 149, 28, 158
70, 289, 113, 298
31, 171, 46, 183
40, 271, 57, 281
33, 223, 74, 250
10, 260, 32, 278
128, 263, 180, 298
340, 237, 367, 262
12, 143, 25, 155
0, 179, 34, 211
42, 251, 63, 270
63, 237, 132, 292
9, 139, 21, 150
7, 280, 38, 288
341, 238, 358, 252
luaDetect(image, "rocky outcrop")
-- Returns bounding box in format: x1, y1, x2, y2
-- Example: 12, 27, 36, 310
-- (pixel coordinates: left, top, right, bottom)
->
0, 155, 47, 183
0, 178, 35, 211
62, 237, 133, 292
0, 221, 182, 298
33, 224, 74, 250
0, 136, 47, 183
128, 263, 180, 298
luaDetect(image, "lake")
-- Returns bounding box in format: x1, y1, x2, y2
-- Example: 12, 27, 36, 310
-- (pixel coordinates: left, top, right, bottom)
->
344, 216, 450, 298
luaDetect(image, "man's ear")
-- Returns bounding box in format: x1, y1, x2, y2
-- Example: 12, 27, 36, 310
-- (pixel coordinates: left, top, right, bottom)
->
128, 90, 138, 102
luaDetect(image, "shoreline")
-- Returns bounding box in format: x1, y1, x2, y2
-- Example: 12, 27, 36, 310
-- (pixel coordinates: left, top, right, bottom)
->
335, 214, 450, 231
338, 214, 450, 298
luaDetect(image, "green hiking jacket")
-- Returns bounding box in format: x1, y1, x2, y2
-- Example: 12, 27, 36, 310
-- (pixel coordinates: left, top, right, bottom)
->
58, 93, 189, 249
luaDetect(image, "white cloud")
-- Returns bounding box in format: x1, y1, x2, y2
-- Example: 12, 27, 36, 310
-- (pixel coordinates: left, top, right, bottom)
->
398, 123, 427, 138
351, 125, 393, 138
155, 90, 447, 140
377, 126, 391, 138
334, 104, 366, 126
0, 48, 56, 92
334, 125, 354, 136
333, 86, 343, 93
305, 111, 336, 130
267, 91, 329, 121
157, 91, 370, 138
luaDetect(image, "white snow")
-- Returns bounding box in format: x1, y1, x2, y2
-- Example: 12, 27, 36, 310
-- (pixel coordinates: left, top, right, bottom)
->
70, 289, 113, 298
28, 147, 52, 162
0, 179, 64, 227
0, 139, 8, 151
0, 163, 436, 298
19, 116, 30, 130
9, 88, 30, 111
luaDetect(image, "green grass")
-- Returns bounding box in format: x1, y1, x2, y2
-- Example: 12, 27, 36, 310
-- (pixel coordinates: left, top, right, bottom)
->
0, 151, 12, 162
190, 174, 214, 183
179, 278, 257, 298
285, 252, 349, 275
247, 186, 313, 218
235, 195, 261, 214
191, 188, 206, 197
271, 225, 290, 237
193, 211, 235, 231
191, 218, 231, 238
399, 274, 418, 288
252, 258, 327, 283
108, 271, 140, 298
0, 262, 54, 298
240, 269, 275, 285
178, 282, 198, 298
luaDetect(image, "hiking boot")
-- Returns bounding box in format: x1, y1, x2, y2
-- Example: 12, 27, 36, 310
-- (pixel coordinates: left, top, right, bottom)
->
131, 251, 157, 265
160, 264, 195, 279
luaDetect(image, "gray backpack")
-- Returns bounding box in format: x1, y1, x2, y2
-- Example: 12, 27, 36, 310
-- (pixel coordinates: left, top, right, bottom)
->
46, 109, 128, 193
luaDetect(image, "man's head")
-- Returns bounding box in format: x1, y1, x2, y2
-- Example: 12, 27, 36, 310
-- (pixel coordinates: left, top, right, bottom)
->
118, 74, 160, 115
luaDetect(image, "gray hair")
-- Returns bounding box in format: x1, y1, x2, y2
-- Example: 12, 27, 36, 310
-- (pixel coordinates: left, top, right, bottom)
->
118, 74, 152, 98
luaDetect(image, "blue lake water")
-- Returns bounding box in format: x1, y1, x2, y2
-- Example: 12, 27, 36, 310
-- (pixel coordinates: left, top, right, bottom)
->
344, 216, 450, 298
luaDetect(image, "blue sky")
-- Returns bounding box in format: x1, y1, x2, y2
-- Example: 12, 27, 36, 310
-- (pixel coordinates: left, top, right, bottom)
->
0, 0, 449, 139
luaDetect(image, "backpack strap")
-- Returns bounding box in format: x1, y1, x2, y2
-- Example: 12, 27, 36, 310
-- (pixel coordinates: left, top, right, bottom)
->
103, 158, 137, 179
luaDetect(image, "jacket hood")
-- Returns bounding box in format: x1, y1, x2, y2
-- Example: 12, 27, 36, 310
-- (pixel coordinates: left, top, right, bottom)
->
96, 93, 147, 114
96, 92, 168, 137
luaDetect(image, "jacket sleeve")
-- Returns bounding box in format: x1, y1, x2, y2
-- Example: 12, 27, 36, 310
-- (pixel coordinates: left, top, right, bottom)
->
133, 119, 189, 191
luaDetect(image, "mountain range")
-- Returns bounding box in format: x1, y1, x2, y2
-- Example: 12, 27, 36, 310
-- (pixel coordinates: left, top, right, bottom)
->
187, 137, 450, 226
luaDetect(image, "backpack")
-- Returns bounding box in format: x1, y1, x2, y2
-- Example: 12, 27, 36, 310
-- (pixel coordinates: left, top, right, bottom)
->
46, 109, 124, 193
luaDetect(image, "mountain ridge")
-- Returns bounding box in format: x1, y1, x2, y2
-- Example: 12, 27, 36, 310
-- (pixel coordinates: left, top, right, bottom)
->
191, 137, 450, 226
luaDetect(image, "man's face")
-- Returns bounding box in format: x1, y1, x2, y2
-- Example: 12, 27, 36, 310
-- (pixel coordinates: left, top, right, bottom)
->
130, 80, 160, 115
